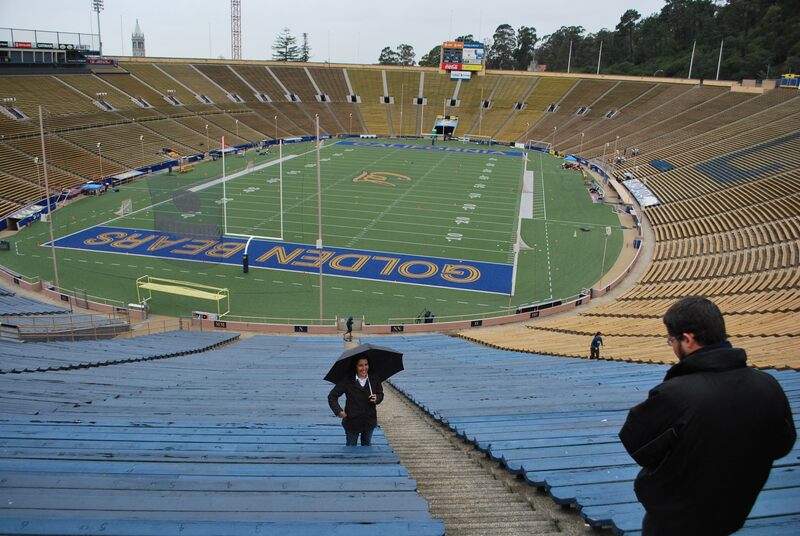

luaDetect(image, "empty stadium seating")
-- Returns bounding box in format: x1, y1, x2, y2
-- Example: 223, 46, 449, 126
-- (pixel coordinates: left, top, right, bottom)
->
0, 335, 444, 535
373, 333, 800, 535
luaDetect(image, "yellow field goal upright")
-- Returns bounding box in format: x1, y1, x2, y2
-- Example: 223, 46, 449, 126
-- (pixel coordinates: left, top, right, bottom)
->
136, 276, 230, 318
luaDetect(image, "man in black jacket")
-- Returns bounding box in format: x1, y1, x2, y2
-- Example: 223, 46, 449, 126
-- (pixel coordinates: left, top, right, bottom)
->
619, 297, 796, 535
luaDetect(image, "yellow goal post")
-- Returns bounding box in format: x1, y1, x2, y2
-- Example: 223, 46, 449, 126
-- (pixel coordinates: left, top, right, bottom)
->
136, 276, 230, 318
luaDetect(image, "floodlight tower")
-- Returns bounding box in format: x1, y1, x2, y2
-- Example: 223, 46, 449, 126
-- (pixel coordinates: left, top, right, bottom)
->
92, 0, 104, 56
231, 0, 241, 60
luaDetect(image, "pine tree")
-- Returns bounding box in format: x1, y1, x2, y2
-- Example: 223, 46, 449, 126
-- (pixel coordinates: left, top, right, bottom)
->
272, 28, 299, 62
299, 33, 311, 62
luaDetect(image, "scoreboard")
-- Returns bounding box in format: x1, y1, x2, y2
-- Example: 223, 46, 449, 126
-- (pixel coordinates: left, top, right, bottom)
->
440, 40, 485, 72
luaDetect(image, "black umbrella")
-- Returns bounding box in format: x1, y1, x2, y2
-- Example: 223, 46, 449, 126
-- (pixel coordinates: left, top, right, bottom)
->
324, 343, 404, 385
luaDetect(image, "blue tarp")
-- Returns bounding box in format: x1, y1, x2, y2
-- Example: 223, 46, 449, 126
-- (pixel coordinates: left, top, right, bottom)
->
650, 160, 674, 172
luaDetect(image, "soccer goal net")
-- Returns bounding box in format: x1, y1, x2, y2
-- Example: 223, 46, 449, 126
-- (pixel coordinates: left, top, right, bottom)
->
462, 134, 495, 146
525, 139, 553, 152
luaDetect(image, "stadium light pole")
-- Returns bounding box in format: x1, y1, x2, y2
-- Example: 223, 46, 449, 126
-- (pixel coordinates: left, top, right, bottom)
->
39, 105, 60, 290
204, 124, 209, 156
96, 142, 104, 181
274, 115, 278, 140
579, 132, 585, 156
92, 0, 104, 56
552, 126, 557, 151
602, 142, 609, 173
600, 226, 611, 288
612, 135, 620, 177
34, 156, 41, 189
139, 135, 144, 163
235, 119, 239, 138
349, 112, 352, 134
315, 114, 324, 324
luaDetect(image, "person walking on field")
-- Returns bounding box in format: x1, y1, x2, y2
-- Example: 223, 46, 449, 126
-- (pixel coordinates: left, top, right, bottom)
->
619, 297, 796, 536
344, 316, 354, 342
590, 332, 603, 359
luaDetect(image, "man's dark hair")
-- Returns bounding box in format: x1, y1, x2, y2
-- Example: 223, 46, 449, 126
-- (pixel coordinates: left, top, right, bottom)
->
663, 297, 727, 346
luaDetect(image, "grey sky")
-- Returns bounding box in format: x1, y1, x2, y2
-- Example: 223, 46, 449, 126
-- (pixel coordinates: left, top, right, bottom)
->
1, 1, 667, 64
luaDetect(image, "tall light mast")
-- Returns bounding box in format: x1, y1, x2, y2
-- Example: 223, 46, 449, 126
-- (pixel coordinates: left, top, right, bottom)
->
92, 0, 104, 55
231, 0, 241, 60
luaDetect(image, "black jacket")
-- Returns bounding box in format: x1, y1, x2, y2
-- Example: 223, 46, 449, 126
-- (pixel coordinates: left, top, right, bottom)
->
619, 343, 796, 535
328, 376, 384, 433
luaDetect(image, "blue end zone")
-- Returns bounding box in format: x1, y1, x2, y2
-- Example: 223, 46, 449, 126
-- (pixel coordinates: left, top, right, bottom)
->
49, 226, 513, 295
336, 140, 525, 157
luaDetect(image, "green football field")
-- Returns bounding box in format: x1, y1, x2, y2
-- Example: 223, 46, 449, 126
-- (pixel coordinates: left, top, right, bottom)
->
2, 138, 623, 324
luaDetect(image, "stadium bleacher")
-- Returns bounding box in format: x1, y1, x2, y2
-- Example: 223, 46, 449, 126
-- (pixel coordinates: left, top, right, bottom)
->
0, 60, 797, 364
0, 335, 444, 536
0, 329, 238, 373
371, 333, 800, 535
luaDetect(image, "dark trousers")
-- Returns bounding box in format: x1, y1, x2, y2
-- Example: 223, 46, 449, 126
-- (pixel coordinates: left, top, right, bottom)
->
344, 423, 374, 446
590, 347, 600, 359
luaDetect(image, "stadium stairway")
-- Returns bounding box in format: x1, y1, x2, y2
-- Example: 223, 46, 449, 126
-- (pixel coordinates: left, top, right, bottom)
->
0, 335, 444, 536
367, 333, 800, 535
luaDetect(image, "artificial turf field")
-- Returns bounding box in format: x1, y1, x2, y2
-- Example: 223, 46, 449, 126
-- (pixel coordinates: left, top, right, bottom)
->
2, 138, 623, 324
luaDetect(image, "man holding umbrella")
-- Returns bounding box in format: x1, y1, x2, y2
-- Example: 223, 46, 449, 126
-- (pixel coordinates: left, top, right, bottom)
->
326, 343, 403, 446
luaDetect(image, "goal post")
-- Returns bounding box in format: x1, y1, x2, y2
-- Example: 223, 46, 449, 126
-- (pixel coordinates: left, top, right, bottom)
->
136, 275, 230, 318
221, 137, 285, 242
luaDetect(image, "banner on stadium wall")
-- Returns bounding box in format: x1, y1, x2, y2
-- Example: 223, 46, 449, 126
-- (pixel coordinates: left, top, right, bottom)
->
450, 71, 471, 80
48, 226, 514, 294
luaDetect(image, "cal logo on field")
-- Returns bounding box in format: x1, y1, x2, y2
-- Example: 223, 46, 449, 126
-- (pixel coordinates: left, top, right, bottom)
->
353, 171, 411, 187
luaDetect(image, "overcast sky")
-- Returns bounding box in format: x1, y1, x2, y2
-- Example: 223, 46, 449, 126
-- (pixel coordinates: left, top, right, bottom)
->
1, 0, 667, 63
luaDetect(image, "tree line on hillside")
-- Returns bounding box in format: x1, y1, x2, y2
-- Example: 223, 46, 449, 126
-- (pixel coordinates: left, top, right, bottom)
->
270, 1, 798, 80
389, 0, 799, 80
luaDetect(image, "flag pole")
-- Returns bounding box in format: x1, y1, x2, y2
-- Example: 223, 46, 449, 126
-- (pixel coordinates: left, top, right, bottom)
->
316, 115, 324, 324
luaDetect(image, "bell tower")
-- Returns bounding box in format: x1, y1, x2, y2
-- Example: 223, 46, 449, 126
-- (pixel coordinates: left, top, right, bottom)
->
131, 19, 145, 57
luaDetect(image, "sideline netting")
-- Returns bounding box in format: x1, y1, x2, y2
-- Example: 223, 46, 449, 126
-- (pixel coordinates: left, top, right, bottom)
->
136, 275, 230, 318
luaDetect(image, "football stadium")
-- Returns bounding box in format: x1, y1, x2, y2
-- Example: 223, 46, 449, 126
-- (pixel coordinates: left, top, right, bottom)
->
0, 1, 797, 534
